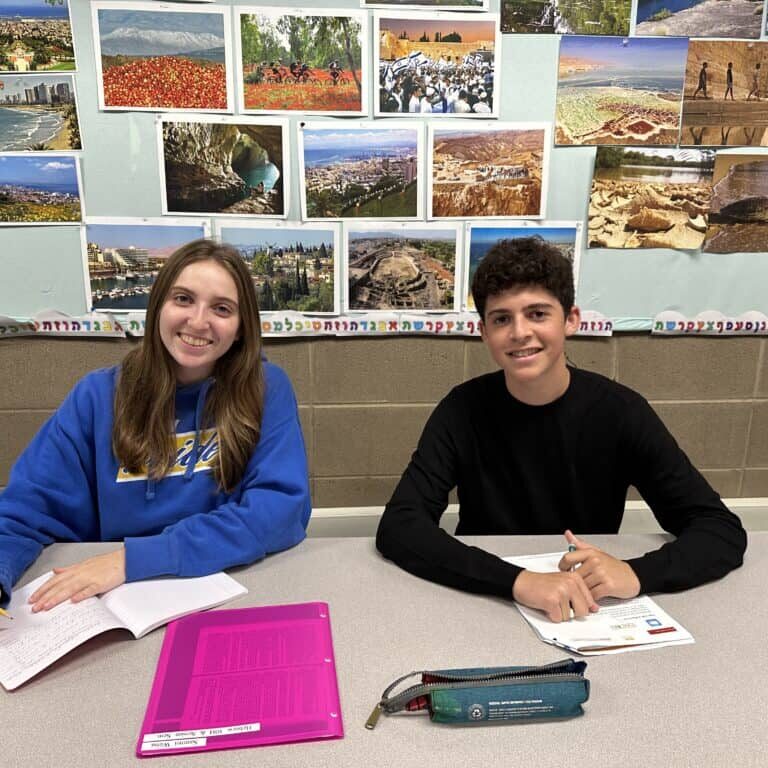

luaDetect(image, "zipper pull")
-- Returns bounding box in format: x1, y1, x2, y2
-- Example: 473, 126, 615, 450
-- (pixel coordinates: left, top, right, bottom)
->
365, 703, 383, 730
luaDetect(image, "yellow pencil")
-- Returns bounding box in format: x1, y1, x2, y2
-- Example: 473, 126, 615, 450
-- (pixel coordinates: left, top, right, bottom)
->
0, 607, 12, 620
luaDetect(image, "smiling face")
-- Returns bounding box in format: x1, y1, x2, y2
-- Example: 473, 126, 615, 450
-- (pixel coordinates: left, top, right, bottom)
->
479, 286, 580, 406
158, 260, 241, 386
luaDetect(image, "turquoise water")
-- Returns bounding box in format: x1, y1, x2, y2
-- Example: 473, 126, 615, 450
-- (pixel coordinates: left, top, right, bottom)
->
239, 161, 279, 191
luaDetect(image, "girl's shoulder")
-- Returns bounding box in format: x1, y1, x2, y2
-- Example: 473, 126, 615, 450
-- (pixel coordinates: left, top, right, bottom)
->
65, 365, 120, 407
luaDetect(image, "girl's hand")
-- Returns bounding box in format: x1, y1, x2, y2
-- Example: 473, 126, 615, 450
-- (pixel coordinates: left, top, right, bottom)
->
28, 549, 126, 612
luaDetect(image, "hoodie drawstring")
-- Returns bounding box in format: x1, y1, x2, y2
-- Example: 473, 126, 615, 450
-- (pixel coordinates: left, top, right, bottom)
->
184, 379, 213, 481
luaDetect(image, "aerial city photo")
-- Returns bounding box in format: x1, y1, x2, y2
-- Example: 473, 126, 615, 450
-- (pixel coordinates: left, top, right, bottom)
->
0, 0, 75, 73
86, 222, 207, 311
430, 125, 546, 217
301, 125, 420, 218
219, 225, 337, 313
0, 152, 80, 223
556, 35, 688, 146
346, 225, 457, 310
0, 73, 80, 150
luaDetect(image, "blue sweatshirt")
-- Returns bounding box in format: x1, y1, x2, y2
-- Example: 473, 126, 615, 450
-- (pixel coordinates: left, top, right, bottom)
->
0, 362, 311, 604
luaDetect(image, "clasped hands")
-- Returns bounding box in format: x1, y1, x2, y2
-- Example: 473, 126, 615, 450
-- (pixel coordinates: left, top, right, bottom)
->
512, 530, 641, 623
27, 548, 126, 613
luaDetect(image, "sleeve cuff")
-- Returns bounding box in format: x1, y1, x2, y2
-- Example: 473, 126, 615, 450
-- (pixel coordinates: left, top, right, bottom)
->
124, 535, 176, 581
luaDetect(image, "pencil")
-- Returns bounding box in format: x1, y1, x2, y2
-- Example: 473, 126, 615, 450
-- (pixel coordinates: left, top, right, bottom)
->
568, 543, 577, 573
0, 607, 12, 620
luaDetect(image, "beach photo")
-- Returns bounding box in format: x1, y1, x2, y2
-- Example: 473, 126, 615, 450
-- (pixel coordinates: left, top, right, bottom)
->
237, 9, 366, 115
375, 12, 499, 117
84, 219, 208, 312
0, 152, 81, 224
556, 36, 688, 146
0, 73, 80, 150
217, 222, 339, 314
160, 117, 287, 218
502, 0, 630, 35
635, 0, 762, 39
703, 153, 768, 253
345, 224, 459, 311
0, 0, 75, 72
589, 147, 714, 249
680, 40, 768, 147
92, 1, 232, 111
429, 123, 548, 218
465, 223, 580, 310
300, 123, 421, 220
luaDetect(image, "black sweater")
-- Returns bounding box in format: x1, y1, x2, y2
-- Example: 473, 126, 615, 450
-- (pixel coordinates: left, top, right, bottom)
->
376, 368, 746, 597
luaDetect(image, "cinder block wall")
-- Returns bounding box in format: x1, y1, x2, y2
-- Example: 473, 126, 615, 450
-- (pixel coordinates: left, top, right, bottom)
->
1, 336, 767, 503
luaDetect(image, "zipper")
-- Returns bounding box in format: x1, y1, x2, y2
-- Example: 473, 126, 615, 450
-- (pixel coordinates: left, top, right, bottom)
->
366, 660, 583, 730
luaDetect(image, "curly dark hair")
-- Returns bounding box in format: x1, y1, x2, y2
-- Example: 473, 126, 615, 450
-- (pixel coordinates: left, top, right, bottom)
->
471, 236, 574, 319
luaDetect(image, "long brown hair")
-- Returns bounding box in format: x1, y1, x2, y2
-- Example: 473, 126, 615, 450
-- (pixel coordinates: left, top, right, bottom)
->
113, 239, 264, 491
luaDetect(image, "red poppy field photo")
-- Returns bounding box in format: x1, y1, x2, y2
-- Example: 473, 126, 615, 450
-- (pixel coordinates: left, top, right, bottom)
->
96, 6, 229, 111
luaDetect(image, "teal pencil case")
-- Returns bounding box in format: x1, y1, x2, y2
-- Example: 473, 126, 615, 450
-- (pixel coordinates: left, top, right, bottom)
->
366, 658, 589, 729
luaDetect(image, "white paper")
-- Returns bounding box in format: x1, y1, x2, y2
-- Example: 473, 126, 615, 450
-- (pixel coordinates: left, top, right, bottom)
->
505, 552, 695, 656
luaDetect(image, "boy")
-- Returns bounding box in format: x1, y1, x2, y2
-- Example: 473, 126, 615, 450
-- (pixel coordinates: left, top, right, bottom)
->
376, 237, 746, 622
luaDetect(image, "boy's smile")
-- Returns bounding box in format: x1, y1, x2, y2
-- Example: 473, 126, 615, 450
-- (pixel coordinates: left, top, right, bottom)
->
479, 286, 580, 405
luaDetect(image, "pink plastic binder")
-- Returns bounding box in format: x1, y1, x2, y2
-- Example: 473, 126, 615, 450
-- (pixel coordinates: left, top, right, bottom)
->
136, 602, 343, 757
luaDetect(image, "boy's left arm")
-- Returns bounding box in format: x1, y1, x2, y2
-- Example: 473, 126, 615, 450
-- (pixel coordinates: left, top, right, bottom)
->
614, 396, 746, 594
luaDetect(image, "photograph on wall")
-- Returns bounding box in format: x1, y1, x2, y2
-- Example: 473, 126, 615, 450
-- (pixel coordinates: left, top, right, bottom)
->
556, 35, 688, 146
703, 153, 768, 253
428, 122, 549, 219
216, 221, 339, 314
0, 0, 76, 73
374, 12, 500, 117
464, 222, 581, 310
299, 122, 422, 220
0, 152, 81, 224
589, 147, 714, 249
0, 73, 80, 150
364, 0, 487, 11
92, 1, 233, 111
159, 116, 288, 218
680, 40, 768, 147
237, 8, 367, 115
83, 218, 208, 312
345, 222, 460, 311
501, 0, 630, 35
635, 0, 762, 39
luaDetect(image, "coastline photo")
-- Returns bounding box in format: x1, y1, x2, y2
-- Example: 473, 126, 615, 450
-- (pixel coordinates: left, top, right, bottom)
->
217, 223, 339, 313
300, 123, 421, 220
85, 220, 207, 312
680, 40, 768, 147
0, 152, 81, 224
0, 73, 80, 150
635, 0, 762, 39
465, 224, 580, 310
0, 0, 76, 73
345, 224, 458, 311
237, 9, 366, 115
93, 2, 231, 111
502, 0, 630, 35
375, 12, 499, 117
160, 118, 287, 218
429, 123, 548, 218
556, 35, 688, 146
703, 154, 768, 253
589, 147, 714, 249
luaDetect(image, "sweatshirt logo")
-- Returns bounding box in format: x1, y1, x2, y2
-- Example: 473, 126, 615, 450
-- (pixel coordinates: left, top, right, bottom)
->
116, 428, 219, 482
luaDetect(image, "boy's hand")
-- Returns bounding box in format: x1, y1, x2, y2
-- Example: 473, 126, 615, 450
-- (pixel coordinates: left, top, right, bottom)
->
512, 569, 599, 623
28, 548, 126, 612
558, 530, 641, 601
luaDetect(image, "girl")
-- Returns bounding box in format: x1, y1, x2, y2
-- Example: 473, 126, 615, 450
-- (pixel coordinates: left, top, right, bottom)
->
0, 239, 311, 611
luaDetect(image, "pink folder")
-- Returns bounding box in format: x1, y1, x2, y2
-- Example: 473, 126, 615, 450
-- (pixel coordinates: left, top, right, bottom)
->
136, 602, 343, 757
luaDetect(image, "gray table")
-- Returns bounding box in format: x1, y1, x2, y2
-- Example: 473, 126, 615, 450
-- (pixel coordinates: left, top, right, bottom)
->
3, 534, 766, 767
